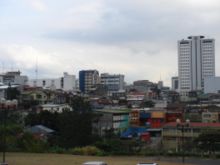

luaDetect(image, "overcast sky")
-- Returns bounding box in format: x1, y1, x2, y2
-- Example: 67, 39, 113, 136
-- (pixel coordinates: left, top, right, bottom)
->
0, 0, 220, 86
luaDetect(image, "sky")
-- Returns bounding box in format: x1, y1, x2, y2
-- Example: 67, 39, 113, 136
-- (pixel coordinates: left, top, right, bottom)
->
0, 0, 220, 86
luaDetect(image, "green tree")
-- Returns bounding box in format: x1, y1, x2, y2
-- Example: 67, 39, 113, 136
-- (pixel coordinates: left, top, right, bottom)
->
25, 111, 59, 131
57, 111, 95, 148
6, 87, 20, 100
24, 97, 97, 149
70, 96, 91, 112
140, 100, 155, 108
0, 111, 23, 151
194, 129, 220, 156
16, 132, 49, 153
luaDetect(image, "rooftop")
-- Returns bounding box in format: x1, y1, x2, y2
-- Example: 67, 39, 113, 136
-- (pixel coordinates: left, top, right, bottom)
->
164, 122, 220, 128
95, 109, 130, 114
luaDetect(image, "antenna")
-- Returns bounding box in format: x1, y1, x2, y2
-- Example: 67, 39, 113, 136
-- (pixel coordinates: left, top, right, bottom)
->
34, 55, 38, 87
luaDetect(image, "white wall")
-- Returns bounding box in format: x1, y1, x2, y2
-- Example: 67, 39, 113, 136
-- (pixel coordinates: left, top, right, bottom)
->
14, 75, 28, 85
28, 72, 76, 91
28, 78, 61, 89
63, 72, 76, 91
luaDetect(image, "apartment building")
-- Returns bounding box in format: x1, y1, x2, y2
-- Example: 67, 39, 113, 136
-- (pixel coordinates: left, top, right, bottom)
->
100, 73, 125, 95
178, 36, 215, 96
79, 70, 100, 94
0, 71, 28, 86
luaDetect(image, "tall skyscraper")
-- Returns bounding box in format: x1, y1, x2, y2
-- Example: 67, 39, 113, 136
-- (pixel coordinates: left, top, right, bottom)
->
178, 36, 215, 95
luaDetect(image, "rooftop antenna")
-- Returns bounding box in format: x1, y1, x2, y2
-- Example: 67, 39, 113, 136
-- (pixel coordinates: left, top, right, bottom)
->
34, 55, 38, 87
35, 56, 38, 85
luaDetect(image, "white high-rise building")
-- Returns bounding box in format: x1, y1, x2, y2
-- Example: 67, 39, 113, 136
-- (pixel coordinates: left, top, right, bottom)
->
178, 36, 215, 95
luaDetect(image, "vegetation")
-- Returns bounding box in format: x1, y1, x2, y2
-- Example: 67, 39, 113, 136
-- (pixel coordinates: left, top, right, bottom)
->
24, 96, 98, 149
140, 100, 155, 108
194, 129, 220, 156
2, 95, 220, 158
69, 146, 102, 156
0, 111, 23, 152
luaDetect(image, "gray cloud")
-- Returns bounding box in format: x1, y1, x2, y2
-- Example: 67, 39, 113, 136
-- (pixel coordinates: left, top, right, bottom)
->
1, 0, 220, 86
45, 0, 220, 45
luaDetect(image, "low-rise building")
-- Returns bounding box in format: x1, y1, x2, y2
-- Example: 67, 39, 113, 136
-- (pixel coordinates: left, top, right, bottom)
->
21, 90, 48, 105
132, 80, 155, 93
25, 125, 55, 141
202, 112, 219, 123
127, 92, 145, 108
100, 73, 125, 96
39, 103, 73, 113
0, 84, 19, 99
171, 77, 179, 92
28, 72, 76, 91
0, 71, 28, 86
129, 109, 166, 129
92, 109, 130, 136
162, 122, 220, 150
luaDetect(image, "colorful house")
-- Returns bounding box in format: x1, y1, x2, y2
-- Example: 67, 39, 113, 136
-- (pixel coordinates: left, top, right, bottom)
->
92, 109, 130, 136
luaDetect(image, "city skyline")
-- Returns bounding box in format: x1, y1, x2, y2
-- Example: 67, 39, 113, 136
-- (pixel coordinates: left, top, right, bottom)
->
0, 0, 220, 86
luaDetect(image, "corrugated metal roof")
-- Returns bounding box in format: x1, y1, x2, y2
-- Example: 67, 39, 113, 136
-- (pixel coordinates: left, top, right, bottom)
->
26, 125, 55, 134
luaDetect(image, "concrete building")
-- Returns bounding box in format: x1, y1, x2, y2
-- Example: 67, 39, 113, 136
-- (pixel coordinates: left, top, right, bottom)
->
157, 81, 163, 90
100, 73, 125, 95
204, 77, 220, 94
28, 72, 76, 91
63, 72, 76, 91
130, 80, 155, 93
40, 103, 73, 113
0, 71, 28, 99
29, 78, 61, 90
79, 70, 100, 94
178, 36, 215, 96
0, 71, 28, 86
202, 112, 219, 123
0, 84, 19, 99
171, 76, 179, 92
162, 122, 220, 150
92, 109, 130, 136
127, 92, 145, 108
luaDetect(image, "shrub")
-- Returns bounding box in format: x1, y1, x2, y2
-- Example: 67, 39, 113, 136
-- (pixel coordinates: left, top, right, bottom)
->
49, 146, 66, 154
16, 132, 49, 153
70, 146, 102, 156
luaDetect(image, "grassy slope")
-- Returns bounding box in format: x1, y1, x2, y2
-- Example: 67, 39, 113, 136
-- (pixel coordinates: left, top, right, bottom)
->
4, 153, 193, 165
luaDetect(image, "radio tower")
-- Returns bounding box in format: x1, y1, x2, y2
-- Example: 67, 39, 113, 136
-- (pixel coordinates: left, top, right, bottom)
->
34, 55, 38, 87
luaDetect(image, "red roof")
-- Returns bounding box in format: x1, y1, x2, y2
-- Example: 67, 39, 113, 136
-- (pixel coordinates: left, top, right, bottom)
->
164, 122, 220, 128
